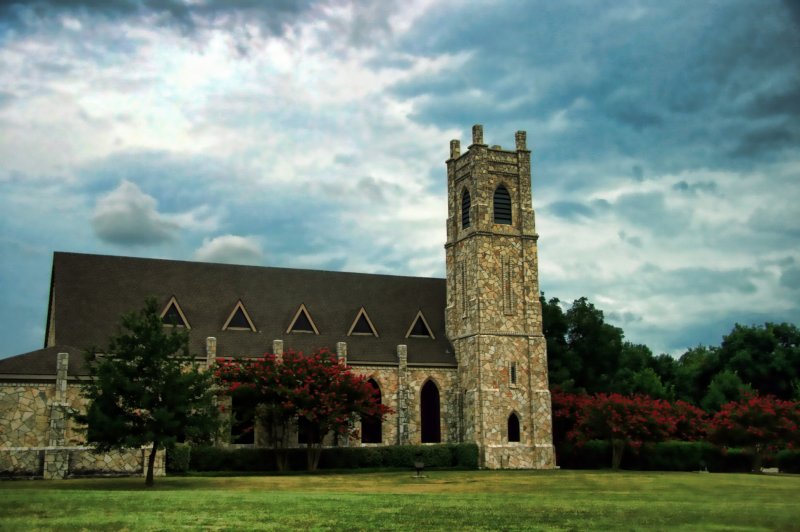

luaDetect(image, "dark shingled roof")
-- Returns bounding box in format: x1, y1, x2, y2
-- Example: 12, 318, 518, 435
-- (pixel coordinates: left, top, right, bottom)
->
0, 345, 89, 377
45, 252, 455, 369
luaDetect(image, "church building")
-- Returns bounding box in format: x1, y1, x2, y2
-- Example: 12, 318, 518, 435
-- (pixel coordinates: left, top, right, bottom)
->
0, 125, 555, 475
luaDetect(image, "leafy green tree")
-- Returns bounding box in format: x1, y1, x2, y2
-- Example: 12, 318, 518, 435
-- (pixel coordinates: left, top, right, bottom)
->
76, 298, 218, 486
717, 323, 800, 399
673, 345, 721, 405
541, 295, 577, 391
565, 297, 624, 394
701, 370, 752, 412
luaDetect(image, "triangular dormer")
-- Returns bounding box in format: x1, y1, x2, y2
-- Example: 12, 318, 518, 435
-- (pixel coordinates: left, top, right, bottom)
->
348, 307, 378, 337
223, 300, 257, 332
161, 296, 190, 329
286, 304, 319, 334
405, 310, 435, 339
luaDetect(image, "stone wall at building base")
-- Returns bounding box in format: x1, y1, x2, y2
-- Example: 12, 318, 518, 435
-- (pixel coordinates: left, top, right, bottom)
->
0, 446, 165, 480
482, 443, 556, 470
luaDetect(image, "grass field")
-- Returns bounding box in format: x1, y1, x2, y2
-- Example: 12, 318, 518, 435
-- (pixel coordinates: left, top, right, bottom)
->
1, 470, 798, 530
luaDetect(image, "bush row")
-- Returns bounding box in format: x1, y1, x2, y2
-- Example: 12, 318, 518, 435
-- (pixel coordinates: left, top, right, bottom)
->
167, 443, 479, 473
555, 440, 786, 472
776, 450, 800, 474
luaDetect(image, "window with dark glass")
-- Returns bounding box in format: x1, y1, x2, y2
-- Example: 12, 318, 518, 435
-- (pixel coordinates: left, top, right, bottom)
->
348, 308, 378, 336
291, 310, 314, 333
298, 417, 321, 445
287, 304, 319, 334
420, 380, 441, 443
493, 185, 512, 225
231, 394, 255, 444
408, 313, 434, 338
508, 413, 520, 443
361, 379, 382, 444
161, 299, 189, 328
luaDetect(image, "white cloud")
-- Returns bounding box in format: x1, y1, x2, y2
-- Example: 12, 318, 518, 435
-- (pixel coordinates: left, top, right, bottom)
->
91, 180, 178, 246
194, 235, 264, 265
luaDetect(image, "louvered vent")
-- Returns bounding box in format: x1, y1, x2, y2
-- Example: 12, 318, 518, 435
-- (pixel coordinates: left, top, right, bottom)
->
493, 185, 512, 225
461, 189, 471, 229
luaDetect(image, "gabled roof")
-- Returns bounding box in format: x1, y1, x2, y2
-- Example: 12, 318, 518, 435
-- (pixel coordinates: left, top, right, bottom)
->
44, 252, 455, 368
0, 345, 89, 378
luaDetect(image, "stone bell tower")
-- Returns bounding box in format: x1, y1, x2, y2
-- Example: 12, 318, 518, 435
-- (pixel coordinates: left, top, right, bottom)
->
445, 125, 555, 469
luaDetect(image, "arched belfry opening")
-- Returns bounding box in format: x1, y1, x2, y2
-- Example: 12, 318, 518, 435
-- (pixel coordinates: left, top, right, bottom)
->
361, 379, 382, 444
508, 412, 521, 443
493, 185, 512, 225
461, 189, 471, 229
420, 379, 441, 443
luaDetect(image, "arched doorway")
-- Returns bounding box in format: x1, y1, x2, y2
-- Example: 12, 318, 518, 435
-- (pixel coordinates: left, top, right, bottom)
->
420, 380, 441, 443
361, 379, 382, 444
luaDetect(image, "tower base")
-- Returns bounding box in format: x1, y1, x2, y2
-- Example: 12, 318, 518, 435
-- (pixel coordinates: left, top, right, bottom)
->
481, 443, 556, 469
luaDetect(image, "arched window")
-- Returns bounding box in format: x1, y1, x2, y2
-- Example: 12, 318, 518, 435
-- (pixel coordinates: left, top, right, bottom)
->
461, 189, 471, 229
231, 394, 254, 444
298, 417, 321, 445
361, 379, 382, 444
420, 380, 441, 443
493, 185, 512, 225
508, 412, 520, 443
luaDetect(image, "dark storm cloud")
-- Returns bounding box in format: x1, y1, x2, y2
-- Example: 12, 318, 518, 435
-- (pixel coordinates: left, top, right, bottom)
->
0, 0, 316, 36
389, 0, 800, 175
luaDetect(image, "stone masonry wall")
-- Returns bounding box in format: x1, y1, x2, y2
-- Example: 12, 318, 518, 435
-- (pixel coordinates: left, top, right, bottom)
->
1, 352, 164, 479
0, 383, 54, 448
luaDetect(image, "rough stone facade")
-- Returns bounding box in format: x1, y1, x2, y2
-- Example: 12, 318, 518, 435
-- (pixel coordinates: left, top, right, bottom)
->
444, 126, 556, 469
0, 353, 164, 479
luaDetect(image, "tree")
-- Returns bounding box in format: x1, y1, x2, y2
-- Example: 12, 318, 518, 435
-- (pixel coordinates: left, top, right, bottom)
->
215, 349, 389, 471
565, 298, 624, 394
75, 298, 218, 486
700, 370, 752, 412
541, 295, 575, 390
708, 393, 800, 471
568, 393, 676, 469
717, 323, 800, 400
673, 345, 721, 405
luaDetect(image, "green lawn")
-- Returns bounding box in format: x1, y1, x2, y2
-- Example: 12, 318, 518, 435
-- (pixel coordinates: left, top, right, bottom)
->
1, 470, 798, 530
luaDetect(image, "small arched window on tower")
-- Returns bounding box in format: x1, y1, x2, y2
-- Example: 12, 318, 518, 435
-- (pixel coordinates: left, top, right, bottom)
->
508, 412, 520, 443
461, 189, 471, 229
493, 185, 512, 225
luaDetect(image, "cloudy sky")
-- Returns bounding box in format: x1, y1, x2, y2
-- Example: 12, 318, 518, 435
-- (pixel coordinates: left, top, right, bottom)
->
1, 0, 798, 359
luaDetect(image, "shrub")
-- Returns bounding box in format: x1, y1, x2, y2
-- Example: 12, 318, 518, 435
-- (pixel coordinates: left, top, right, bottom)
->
776, 450, 800, 473
635, 441, 713, 471
187, 444, 479, 472
453, 443, 479, 468
166, 444, 191, 474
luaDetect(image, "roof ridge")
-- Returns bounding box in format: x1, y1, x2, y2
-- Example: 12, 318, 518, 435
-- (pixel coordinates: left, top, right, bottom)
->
53, 251, 445, 282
